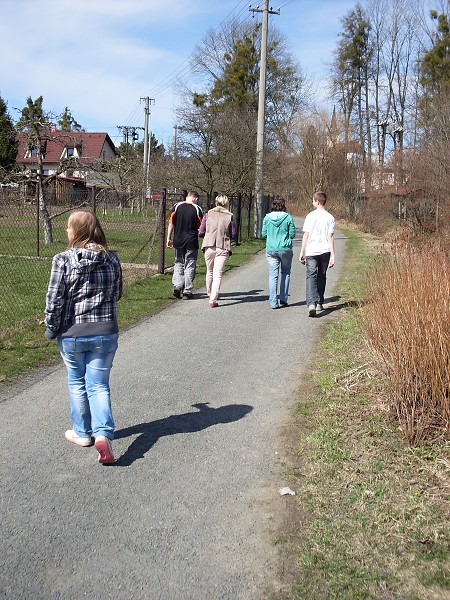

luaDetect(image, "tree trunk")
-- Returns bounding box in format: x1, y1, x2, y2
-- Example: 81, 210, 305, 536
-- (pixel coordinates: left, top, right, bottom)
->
37, 151, 53, 244
364, 68, 372, 191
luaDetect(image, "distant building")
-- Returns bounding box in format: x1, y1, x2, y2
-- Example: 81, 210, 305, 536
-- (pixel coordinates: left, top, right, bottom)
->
16, 128, 116, 185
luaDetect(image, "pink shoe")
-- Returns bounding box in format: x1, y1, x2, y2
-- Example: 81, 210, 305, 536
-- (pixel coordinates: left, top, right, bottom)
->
94, 436, 115, 464
209, 301, 218, 308
65, 429, 93, 447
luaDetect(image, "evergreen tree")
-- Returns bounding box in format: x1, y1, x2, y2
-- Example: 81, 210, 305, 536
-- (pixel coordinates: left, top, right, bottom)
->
334, 6, 373, 158
0, 96, 17, 172
177, 20, 306, 200
420, 11, 450, 97
195, 23, 303, 136
117, 133, 164, 159
210, 31, 260, 111
58, 107, 84, 132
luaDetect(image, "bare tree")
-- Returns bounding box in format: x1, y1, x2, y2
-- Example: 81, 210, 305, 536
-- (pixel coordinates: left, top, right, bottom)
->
175, 17, 308, 204
16, 97, 55, 243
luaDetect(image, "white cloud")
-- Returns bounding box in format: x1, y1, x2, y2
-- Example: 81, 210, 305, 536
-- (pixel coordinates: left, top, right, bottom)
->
0, 0, 200, 134
0, 0, 358, 140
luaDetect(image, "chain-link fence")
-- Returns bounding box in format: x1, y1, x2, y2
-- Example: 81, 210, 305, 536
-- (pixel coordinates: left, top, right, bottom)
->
0, 185, 262, 341
0, 184, 161, 338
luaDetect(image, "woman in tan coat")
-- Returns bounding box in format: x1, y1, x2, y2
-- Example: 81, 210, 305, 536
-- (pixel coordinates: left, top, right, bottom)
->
198, 195, 237, 308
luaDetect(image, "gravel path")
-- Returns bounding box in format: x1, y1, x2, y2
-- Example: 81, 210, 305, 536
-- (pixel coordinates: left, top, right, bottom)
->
0, 219, 346, 599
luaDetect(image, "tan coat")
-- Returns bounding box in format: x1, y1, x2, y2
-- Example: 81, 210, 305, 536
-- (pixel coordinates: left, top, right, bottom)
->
201, 206, 233, 252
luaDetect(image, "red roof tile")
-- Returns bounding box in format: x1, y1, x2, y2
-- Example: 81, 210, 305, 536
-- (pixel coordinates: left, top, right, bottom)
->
16, 131, 116, 164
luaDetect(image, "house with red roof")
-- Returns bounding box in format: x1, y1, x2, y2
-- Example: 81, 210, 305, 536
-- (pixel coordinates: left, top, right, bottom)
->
16, 128, 116, 184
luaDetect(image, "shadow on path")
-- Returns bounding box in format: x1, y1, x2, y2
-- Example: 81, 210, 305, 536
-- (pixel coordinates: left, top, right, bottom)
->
280, 295, 349, 313
196, 289, 268, 305
316, 298, 359, 317
114, 402, 253, 467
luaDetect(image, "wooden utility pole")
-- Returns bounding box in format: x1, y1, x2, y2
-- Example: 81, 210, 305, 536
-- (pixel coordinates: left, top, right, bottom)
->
250, 1, 279, 237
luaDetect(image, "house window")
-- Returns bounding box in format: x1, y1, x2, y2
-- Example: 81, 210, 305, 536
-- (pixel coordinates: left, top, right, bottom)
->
61, 146, 79, 159
26, 143, 46, 158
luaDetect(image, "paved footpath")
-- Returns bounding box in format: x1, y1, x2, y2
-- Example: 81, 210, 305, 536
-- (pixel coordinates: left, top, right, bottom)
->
0, 219, 346, 600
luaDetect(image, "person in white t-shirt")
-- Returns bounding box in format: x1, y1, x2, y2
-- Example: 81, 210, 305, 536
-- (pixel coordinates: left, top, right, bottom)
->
299, 191, 335, 317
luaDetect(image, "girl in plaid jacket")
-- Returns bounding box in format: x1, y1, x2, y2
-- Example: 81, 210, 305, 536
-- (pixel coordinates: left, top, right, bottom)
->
45, 210, 122, 465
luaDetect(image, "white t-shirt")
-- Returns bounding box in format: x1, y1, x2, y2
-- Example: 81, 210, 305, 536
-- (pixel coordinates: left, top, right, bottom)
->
303, 209, 335, 256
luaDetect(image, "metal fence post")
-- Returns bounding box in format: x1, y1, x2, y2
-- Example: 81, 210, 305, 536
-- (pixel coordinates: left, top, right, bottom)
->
36, 185, 40, 257
236, 192, 242, 245
89, 186, 96, 214
158, 188, 167, 274
247, 192, 252, 240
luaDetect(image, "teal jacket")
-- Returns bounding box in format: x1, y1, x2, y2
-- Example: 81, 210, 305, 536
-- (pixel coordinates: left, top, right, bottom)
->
261, 211, 296, 252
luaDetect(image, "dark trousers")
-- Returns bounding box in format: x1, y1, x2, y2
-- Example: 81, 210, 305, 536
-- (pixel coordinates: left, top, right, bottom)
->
305, 252, 331, 306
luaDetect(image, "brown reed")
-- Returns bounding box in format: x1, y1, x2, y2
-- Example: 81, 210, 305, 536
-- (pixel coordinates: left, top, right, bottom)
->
362, 232, 449, 445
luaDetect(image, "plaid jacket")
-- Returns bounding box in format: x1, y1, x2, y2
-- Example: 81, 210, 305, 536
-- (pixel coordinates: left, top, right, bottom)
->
44, 246, 123, 339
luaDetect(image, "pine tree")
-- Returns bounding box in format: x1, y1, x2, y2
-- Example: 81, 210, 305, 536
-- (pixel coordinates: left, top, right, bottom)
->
210, 32, 260, 111
420, 11, 450, 97
0, 96, 18, 172
177, 21, 305, 201
58, 107, 84, 132
334, 6, 373, 164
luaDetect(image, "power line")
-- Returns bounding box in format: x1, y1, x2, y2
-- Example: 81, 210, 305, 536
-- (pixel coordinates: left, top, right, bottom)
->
144, 2, 254, 101
148, 1, 250, 97
117, 1, 272, 143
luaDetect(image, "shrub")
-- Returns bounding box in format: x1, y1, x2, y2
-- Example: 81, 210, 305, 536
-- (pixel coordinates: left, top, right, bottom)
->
362, 232, 449, 444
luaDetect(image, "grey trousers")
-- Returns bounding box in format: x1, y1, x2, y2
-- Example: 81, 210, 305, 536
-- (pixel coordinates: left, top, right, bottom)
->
173, 247, 198, 293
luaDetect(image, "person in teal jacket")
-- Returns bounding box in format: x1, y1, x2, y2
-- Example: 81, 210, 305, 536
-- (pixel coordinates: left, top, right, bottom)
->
261, 197, 296, 309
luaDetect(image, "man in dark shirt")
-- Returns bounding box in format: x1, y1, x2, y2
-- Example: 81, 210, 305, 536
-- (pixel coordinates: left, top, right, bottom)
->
166, 191, 202, 299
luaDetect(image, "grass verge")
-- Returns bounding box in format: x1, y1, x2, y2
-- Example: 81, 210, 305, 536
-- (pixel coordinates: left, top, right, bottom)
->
275, 226, 449, 600
0, 239, 265, 384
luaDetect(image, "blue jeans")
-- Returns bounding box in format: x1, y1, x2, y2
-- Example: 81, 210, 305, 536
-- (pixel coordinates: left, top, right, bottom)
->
305, 253, 331, 307
266, 250, 293, 308
57, 334, 118, 440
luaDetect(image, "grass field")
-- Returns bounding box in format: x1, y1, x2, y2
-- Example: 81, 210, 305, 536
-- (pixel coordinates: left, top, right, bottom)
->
0, 201, 256, 336
0, 237, 265, 383
0, 221, 157, 261
0, 227, 161, 337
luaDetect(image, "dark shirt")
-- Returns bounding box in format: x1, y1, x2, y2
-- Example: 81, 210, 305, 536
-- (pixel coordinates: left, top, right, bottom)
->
169, 202, 202, 250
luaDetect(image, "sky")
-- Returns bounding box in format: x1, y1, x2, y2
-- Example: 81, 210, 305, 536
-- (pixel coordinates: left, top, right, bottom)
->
0, 0, 357, 149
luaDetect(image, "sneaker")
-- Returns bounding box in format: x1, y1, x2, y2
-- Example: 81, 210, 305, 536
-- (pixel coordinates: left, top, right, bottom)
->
65, 429, 93, 447
280, 300, 288, 307
209, 301, 218, 308
183, 292, 193, 299
308, 304, 316, 317
94, 436, 115, 464
316, 303, 324, 311
173, 288, 182, 299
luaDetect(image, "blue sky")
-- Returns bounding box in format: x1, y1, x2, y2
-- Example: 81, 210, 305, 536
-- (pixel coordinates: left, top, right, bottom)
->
1, 0, 356, 149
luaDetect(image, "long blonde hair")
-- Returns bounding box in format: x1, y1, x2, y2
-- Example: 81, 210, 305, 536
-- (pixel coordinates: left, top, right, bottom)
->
67, 210, 108, 250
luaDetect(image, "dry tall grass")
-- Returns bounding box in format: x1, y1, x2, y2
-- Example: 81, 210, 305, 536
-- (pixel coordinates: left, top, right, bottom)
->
363, 232, 449, 445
